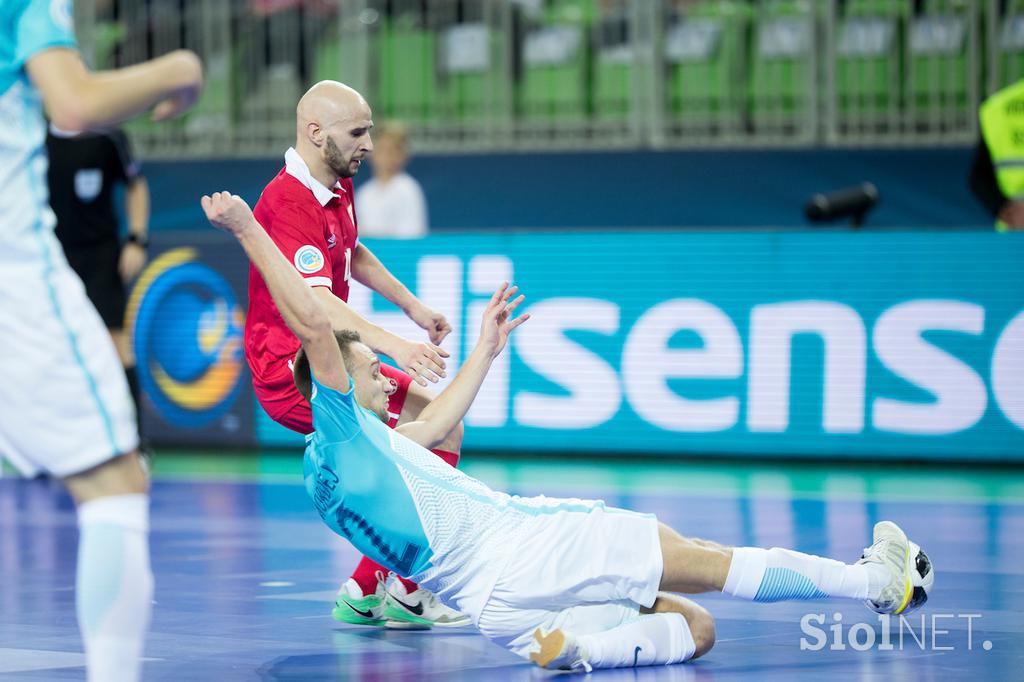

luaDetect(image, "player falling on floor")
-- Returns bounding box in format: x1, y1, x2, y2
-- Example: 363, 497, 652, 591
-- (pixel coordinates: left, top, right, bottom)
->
244, 79, 466, 629
203, 191, 933, 671
1, 1, 202, 681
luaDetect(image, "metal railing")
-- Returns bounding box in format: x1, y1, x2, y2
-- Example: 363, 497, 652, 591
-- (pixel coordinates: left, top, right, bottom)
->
75, 0, 1009, 157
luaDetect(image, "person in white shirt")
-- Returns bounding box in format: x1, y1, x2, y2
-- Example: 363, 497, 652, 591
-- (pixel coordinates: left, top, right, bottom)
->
355, 121, 429, 238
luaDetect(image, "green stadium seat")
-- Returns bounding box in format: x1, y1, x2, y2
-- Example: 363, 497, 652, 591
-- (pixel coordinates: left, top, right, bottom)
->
312, 35, 341, 85
514, 0, 598, 123
996, 11, 1024, 88
545, 0, 600, 26
834, 0, 904, 124
377, 22, 439, 124
311, 29, 363, 90
666, 1, 751, 128
749, 0, 816, 131
907, 7, 971, 123
590, 5, 632, 121
440, 23, 510, 124
593, 42, 632, 122
520, 23, 590, 122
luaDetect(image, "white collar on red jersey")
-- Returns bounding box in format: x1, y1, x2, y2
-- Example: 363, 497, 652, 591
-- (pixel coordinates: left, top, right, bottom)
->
284, 147, 346, 207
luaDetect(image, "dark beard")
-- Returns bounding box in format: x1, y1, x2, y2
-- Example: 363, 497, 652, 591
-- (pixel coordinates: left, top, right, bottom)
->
325, 135, 355, 179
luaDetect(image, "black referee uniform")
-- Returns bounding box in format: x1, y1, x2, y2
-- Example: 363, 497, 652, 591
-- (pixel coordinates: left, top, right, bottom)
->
46, 126, 143, 330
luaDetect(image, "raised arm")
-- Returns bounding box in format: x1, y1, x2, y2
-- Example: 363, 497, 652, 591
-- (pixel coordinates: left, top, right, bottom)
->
27, 48, 202, 131
201, 192, 348, 393
395, 283, 528, 449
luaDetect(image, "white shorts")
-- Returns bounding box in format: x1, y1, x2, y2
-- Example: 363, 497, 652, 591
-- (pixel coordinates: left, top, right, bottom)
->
0, 231, 138, 477
476, 504, 663, 659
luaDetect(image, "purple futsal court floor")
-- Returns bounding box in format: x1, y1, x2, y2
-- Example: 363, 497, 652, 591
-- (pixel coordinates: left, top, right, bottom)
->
1, 454, 1022, 681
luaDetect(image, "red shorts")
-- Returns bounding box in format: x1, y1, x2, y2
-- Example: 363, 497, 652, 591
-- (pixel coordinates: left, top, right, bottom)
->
256, 362, 413, 434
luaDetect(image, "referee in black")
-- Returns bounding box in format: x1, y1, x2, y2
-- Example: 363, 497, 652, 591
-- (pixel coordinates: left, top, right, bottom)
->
46, 125, 151, 448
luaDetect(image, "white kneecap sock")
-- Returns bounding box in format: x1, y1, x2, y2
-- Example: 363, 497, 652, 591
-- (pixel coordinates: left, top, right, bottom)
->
577, 613, 696, 669
76, 494, 153, 682
723, 546, 873, 603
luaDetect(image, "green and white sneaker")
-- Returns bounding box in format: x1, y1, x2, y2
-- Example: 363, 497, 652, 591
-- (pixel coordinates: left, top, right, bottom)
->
381, 573, 472, 630
529, 628, 592, 673
331, 578, 386, 626
857, 521, 928, 616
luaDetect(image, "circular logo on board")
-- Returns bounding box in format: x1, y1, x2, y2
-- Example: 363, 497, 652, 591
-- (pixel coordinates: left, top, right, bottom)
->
126, 248, 245, 427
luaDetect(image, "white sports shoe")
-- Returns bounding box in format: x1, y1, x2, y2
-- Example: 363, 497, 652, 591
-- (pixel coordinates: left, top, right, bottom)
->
331, 578, 386, 626
380, 572, 472, 630
857, 520, 925, 615
529, 628, 592, 673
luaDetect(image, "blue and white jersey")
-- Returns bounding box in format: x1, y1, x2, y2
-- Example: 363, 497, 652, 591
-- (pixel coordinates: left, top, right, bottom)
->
0, 2, 138, 480
1, 0, 75, 261
303, 373, 606, 620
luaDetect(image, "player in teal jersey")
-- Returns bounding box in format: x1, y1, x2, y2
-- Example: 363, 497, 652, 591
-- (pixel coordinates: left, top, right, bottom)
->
203, 190, 933, 672
1, 3, 202, 680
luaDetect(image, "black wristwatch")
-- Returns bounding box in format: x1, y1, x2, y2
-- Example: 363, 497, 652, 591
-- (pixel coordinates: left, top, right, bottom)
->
126, 233, 149, 249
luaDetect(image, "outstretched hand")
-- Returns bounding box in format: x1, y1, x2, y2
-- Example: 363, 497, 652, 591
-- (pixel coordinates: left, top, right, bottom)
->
478, 282, 529, 357
392, 338, 450, 387
201, 191, 256, 237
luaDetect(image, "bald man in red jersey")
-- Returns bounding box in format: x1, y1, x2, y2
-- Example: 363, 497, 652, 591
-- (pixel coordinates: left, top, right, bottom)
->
244, 80, 467, 630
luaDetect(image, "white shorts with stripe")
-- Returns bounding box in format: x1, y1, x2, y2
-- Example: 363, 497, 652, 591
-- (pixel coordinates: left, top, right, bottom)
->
475, 503, 664, 659
0, 230, 138, 477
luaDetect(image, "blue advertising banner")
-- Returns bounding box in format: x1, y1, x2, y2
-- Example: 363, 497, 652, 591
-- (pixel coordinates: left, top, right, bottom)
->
128, 234, 256, 446
256, 231, 1024, 460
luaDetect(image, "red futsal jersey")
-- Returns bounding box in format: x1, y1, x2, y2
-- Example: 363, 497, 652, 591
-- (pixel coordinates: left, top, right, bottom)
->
244, 148, 411, 433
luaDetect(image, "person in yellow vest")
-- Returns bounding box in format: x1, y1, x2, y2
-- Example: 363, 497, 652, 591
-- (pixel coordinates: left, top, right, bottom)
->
970, 78, 1024, 231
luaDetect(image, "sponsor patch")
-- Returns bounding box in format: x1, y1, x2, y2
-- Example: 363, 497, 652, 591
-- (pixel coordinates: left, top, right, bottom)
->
294, 245, 325, 274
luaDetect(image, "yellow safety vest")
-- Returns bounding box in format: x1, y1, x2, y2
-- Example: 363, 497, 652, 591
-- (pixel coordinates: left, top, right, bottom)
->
980, 79, 1024, 232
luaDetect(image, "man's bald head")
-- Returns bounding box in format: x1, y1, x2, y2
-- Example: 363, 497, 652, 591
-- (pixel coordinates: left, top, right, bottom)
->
295, 80, 374, 181
296, 80, 369, 130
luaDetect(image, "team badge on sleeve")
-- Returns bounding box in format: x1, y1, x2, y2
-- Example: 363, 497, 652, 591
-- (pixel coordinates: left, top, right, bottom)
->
294, 245, 326, 274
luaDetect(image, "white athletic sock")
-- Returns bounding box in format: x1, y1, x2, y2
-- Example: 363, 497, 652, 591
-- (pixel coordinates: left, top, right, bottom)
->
722, 547, 876, 602
76, 494, 153, 682
577, 613, 696, 669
